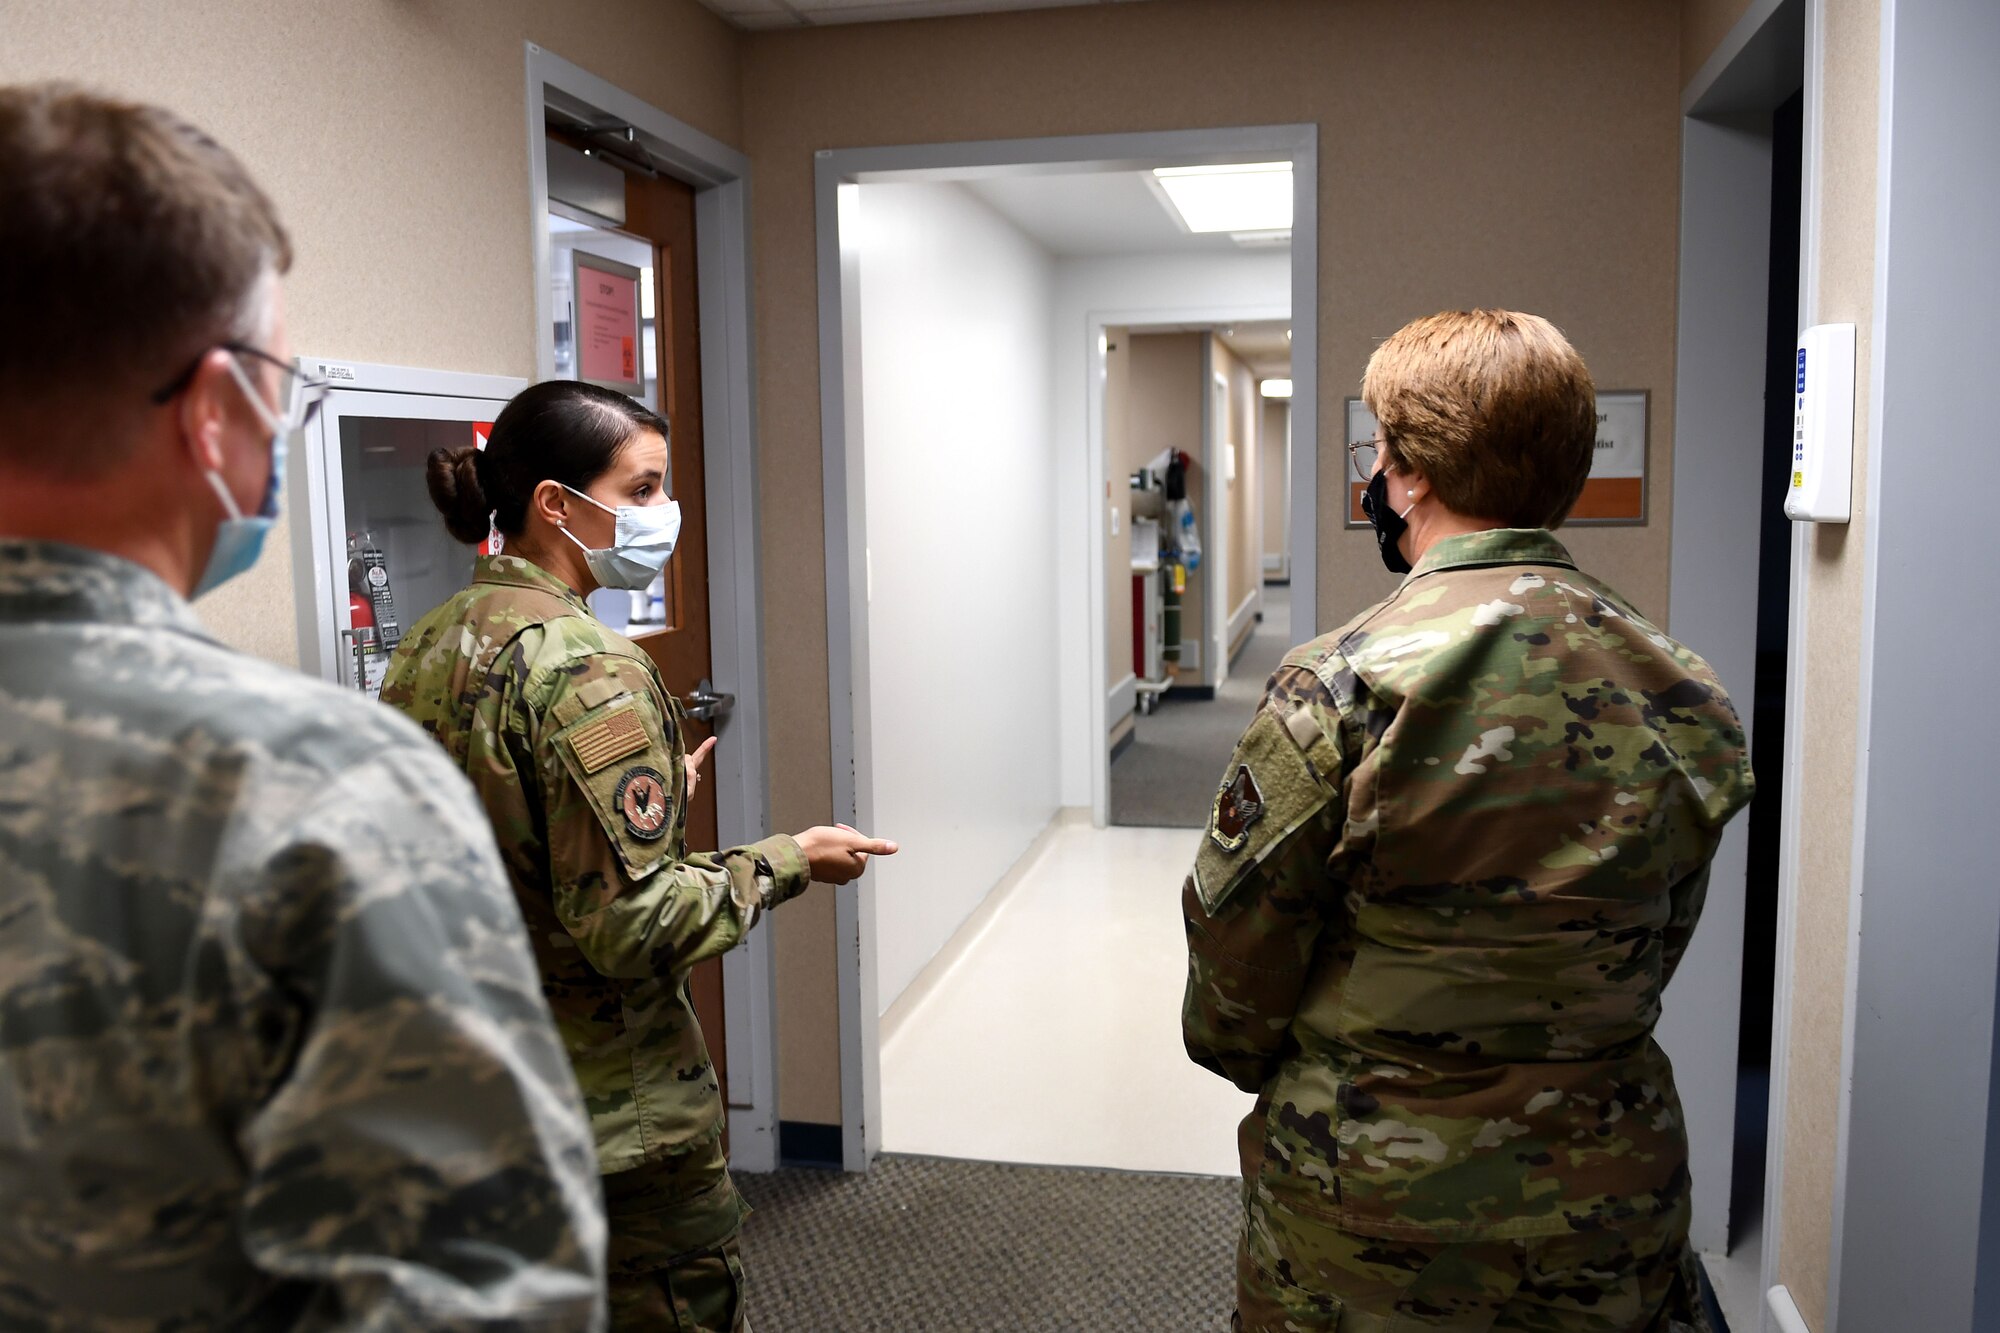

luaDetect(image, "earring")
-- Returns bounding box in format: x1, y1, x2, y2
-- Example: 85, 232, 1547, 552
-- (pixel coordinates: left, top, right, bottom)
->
1406, 490, 1415, 498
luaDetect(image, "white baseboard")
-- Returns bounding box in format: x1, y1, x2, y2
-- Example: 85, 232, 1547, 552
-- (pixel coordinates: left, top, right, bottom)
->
1108, 672, 1137, 728
727, 1107, 777, 1172
1227, 589, 1260, 653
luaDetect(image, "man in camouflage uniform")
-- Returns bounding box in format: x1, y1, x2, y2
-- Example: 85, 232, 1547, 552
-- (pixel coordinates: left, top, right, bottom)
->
0, 85, 606, 1327
381, 394, 894, 1330
1185, 311, 1753, 1332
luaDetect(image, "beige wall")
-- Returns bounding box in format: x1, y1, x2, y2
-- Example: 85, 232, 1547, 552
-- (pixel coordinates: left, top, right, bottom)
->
742, 0, 1684, 1125
1682, 0, 1762, 87
1772, 2, 1879, 1324
1, 0, 743, 668
1261, 399, 1291, 576
1213, 336, 1259, 635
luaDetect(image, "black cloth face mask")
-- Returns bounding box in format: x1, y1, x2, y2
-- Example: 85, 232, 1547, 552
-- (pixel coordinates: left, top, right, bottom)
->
1361, 469, 1414, 574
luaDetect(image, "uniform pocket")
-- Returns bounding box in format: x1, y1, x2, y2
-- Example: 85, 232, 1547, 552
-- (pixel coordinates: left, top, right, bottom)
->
661, 1242, 747, 1332
1235, 1238, 1344, 1331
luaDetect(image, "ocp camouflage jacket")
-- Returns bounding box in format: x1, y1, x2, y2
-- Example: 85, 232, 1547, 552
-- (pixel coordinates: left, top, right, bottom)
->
1183, 528, 1754, 1242
382, 555, 809, 1173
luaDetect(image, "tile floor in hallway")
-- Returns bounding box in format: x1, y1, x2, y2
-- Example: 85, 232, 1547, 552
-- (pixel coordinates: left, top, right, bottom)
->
879, 819, 1254, 1177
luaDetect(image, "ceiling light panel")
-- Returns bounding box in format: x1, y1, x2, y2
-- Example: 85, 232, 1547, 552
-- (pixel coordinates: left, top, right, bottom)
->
1260, 379, 1294, 399
1151, 162, 1293, 234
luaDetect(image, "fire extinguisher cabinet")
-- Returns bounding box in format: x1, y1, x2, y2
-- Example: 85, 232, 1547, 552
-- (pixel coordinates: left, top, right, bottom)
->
289, 358, 526, 696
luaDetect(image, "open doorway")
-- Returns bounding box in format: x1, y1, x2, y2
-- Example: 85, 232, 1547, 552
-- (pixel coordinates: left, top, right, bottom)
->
524, 46, 783, 1171
1109, 321, 1293, 829
1664, 3, 1804, 1325
813, 128, 1317, 1172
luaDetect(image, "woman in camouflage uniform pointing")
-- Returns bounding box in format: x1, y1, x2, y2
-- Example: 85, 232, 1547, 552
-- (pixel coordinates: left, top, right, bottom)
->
1184, 311, 1752, 1332
382, 381, 895, 1331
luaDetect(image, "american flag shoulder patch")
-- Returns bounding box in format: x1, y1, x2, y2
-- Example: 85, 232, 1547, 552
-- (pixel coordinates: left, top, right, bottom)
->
571, 705, 649, 774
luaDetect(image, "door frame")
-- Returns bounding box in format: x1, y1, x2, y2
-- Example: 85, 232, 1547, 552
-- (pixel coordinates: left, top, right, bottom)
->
1086, 306, 1290, 827
814, 124, 1318, 1171
1208, 360, 1233, 690
1671, 0, 1809, 1300
524, 43, 783, 1172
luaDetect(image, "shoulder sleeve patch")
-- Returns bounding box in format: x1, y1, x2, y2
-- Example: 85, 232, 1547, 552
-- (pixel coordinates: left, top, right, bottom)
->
1191, 705, 1340, 917
612, 765, 673, 841
1209, 764, 1266, 852
552, 695, 677, 881
570, 705, 649, 774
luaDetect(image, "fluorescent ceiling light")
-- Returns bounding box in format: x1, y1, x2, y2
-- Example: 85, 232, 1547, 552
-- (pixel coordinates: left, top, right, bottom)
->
1260, 379, 1293, 399
1229, 228, 1292, 250
1152, 162, 1293, 234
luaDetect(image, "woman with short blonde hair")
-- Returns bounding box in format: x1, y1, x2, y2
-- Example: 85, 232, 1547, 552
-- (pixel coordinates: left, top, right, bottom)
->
1185, 309, 1752, 1332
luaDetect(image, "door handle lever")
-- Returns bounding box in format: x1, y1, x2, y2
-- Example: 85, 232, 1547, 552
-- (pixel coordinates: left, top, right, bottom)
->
683, 677, 736, 723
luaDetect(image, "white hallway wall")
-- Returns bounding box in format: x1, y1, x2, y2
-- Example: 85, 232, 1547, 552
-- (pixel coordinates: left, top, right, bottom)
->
858, 181, 1063, 1015
1051, 251, 1291, 808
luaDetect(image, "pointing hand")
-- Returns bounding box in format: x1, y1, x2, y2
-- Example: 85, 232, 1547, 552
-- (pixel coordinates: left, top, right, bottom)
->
796, 824, 900, 885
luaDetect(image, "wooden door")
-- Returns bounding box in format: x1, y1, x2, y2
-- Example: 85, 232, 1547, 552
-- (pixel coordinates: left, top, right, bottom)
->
620, 168, 732, 1128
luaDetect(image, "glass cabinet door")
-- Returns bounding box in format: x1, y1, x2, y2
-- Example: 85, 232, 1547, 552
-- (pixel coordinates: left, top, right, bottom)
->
303, 391, 505, 695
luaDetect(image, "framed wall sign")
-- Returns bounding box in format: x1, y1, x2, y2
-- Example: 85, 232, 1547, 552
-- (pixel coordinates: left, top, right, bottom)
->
571, 249, 645, 397
1341, 391, 1649, 528
1568, 390, 1648, 525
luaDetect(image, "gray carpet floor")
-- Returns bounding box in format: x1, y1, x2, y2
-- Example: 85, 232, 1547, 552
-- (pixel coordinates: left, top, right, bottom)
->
736, 1155, 1239, 1332
1111, 585, 1294, 829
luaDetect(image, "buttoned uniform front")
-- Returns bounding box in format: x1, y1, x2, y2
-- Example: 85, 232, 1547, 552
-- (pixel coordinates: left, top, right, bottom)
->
380, 553, 810, 1330
1183, 529, 1754, 1332
0, 540, 606, 1330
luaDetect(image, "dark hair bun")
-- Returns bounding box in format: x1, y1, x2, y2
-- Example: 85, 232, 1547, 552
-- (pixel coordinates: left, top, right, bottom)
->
425, 445, 490, 546
444, 380, 669, 545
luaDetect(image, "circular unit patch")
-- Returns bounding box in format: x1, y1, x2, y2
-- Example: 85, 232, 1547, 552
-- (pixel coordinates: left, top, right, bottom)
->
615, 765, 673, 841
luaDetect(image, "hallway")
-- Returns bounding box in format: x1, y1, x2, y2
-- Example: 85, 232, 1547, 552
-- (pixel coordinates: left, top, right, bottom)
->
879, 820, 1255, 1177
1110, 583, 1294, 828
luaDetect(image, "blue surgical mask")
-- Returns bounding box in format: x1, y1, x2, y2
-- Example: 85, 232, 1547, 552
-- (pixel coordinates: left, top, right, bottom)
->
559, 485, 682, 591
192, 359, 289, 598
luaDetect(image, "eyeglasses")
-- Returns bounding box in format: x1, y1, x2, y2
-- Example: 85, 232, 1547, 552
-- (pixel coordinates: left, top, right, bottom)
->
151, 342, 329, 434
1347, 438, 1382, 483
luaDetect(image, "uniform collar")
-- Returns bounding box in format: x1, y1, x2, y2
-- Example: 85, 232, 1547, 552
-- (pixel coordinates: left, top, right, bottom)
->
472, 552, 591, 609
0, 539, 209, 637
1407, 528, 1578, 581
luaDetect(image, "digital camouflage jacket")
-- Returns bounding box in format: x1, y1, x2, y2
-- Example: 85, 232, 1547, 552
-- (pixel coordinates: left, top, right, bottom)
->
381, 555, 808, 1174
0, 541, 605, 1329
1183, 528, 1754, 1242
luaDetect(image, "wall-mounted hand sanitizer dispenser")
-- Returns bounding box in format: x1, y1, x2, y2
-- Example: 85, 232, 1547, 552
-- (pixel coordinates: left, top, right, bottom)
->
1785, 322, 1857, 523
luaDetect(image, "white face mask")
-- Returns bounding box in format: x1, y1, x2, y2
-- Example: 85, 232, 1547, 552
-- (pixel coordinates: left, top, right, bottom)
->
558, 484, 682, 591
